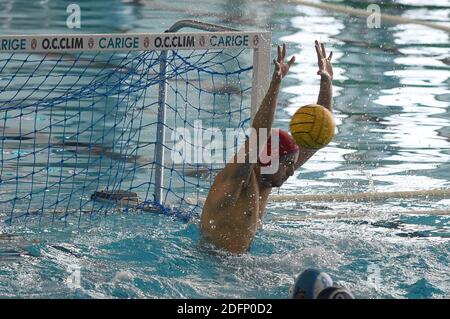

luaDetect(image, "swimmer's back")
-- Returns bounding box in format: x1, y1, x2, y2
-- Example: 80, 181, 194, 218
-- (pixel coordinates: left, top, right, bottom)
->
200, 166, 261, 253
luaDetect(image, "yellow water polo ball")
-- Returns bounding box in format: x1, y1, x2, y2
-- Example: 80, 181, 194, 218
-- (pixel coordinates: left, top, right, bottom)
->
289, 104, 336, 149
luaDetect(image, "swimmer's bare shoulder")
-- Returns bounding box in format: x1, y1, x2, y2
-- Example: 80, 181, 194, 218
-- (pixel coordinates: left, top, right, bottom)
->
204, 162, 256, 208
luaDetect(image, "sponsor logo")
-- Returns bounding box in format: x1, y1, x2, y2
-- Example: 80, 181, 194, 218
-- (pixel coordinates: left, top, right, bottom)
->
154, 35, 195, 49
199, 36, 205, 47
41, 37, 84, 50
0, 38, 27, 51
0, 33, 260, 52
253, 35, 259, 46
98, 36, 139, 49
209, 35, 249, 47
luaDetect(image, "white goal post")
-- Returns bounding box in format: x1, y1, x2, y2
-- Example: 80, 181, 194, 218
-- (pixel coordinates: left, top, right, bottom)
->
0, 21, 272, 225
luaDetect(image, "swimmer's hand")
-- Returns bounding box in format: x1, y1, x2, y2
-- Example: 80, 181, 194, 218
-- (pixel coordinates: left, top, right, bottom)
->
315, 40, 333, 81
272, 43, 295, 83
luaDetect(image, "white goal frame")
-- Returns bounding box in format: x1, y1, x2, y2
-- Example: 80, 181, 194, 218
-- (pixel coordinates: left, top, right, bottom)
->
0, 21, 272, 205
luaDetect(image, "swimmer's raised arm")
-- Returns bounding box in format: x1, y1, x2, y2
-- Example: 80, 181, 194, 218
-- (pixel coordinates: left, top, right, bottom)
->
315, 40, 333, 111
251, 44, 295, 133
223, 44, 295, 181
294, 40, 334, 170
203, 45, 295, 209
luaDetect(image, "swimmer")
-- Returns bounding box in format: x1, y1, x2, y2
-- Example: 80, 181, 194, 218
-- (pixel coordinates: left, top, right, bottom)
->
289, 268, 333, 299
200, 40, 334, 253
289, 268, 355, 299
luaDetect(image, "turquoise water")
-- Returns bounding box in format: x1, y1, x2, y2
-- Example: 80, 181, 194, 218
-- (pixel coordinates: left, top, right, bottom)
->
0, 0, 449, 298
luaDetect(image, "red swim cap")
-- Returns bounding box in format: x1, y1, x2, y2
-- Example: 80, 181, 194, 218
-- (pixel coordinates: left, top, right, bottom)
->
258, 129, 299, 167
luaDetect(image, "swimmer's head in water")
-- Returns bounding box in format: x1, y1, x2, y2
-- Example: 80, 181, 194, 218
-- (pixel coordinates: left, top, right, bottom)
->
289, 269, 333, 299
258, 129, 299, 187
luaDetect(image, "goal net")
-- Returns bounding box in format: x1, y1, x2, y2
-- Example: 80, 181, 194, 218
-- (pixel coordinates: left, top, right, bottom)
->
0, 30, 271, 227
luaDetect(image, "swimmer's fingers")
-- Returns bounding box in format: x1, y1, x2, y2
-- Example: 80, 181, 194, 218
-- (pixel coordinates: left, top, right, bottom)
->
273, 44, 294, 80
273, 59, 281, 69
315, 41, 324, 67
277, 44, 288, 62
315, 40, 333, 79
321, 42, 327, 58
273, 59, 282, 77
287, 56, 296, 68
277, 45, 282, 63
315, 44, 325, 74
315, 40, 323, 58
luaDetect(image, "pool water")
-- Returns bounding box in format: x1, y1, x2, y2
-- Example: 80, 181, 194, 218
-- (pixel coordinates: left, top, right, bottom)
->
0, 0, 449, 298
